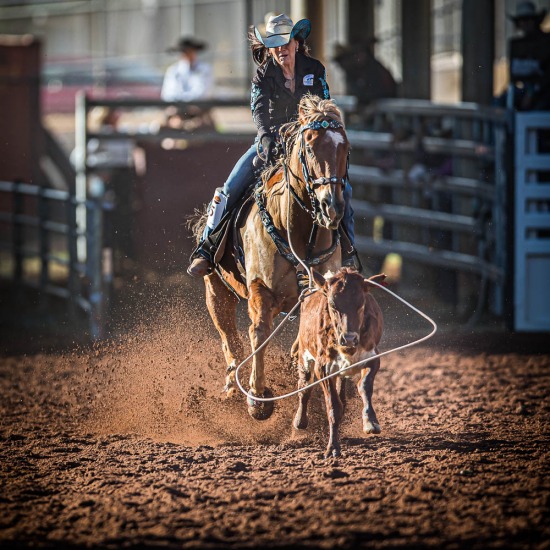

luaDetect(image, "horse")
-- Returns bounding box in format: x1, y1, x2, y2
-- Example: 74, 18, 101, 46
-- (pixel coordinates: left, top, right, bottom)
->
292, 268, 384, 458
192, 94, 350, 420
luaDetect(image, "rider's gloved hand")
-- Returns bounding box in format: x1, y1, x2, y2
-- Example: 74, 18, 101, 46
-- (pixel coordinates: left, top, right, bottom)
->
261, 135, 276, 165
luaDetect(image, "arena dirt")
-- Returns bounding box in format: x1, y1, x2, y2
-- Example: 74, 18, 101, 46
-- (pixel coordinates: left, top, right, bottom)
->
1, 275, 549, 549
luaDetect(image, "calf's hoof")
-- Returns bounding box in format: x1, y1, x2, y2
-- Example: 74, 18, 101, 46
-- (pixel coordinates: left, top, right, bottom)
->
293, 410, 308, 430
247, 387, 274, 421
325, 447, 341, 459
363, 420, 381, 434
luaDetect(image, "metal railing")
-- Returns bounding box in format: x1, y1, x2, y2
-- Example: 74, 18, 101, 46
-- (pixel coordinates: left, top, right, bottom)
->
0, 179, 105, 335
346, 99, 509, 319
513, 111, 550, 331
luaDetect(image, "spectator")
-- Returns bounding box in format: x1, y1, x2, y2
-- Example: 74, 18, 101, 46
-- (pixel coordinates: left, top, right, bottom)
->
506, 1, 550, 110
161, 36, 213, 102
333, 38, 397, 107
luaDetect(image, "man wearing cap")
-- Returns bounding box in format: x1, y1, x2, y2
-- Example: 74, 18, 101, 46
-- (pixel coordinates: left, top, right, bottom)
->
507, 1, 550, 110
188, 13, 359, 277
161, 37, 213, 102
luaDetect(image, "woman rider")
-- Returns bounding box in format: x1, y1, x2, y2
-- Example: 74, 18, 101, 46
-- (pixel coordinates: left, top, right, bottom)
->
188, 13, 358, 277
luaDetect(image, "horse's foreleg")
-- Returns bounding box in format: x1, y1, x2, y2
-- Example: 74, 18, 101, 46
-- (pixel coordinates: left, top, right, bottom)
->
357, 352, 381, 434
204, 274, 244, 395
246, 279, 277, 420
320, 372, 345, 458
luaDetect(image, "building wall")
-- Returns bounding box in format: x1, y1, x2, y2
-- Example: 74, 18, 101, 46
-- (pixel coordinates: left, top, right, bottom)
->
1, 0, 549, 102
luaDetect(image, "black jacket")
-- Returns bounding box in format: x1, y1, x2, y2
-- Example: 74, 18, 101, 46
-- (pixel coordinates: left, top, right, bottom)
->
250, 53, 330, 140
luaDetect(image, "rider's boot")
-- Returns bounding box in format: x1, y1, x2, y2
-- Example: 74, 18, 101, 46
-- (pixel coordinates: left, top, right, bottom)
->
187, 187, 227, 278
187, 255, 212, 277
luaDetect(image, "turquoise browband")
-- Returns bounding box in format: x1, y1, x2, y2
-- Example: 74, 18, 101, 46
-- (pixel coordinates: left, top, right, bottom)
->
301, 119, 343, 131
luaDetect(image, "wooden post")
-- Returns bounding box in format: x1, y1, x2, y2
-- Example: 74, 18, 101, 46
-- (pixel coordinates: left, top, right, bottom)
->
461, 0, 495, 105
401, 0, 432, 99
348, 0, 375, 44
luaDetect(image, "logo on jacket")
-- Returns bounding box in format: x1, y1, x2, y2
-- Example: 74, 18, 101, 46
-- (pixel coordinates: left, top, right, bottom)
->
303, 74, 314, 86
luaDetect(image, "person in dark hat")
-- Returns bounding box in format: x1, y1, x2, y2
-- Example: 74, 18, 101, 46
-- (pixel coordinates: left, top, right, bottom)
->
187, 13, 359, 277
333, 38, 397, 108
506, 1, 550, 110
161, 36, 213, 102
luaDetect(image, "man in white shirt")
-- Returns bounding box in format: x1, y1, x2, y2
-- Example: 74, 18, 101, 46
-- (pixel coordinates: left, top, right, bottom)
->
161, 37, 213, 102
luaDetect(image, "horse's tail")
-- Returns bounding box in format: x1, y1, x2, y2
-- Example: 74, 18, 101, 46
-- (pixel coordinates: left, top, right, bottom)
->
185, 206, 208, 246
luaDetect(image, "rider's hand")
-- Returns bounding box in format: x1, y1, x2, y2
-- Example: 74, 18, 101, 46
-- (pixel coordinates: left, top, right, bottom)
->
261, 135, 276, 165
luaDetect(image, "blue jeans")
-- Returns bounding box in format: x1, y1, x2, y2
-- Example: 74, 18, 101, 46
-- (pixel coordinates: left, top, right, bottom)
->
201, 141, 355, 244
202, 143, 257, 241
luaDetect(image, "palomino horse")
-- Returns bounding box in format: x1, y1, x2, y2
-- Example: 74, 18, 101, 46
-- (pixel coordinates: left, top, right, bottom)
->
196, 94, 350, 420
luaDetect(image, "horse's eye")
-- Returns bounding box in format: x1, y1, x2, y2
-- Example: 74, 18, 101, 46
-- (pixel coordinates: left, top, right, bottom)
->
305, 144, 314, 158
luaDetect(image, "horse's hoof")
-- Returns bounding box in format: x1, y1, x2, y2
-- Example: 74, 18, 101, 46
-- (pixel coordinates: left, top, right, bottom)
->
363, 420, 381, 434
247, 388, 274, 421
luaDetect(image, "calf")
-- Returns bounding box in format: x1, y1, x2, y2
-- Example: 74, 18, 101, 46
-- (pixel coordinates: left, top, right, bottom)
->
293, 268, 385, 458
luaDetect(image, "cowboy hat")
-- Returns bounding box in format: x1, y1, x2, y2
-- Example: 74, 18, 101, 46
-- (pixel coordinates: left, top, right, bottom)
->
254, 13, 311, 48
166, 36, 207, 53
507, 1, 547, 22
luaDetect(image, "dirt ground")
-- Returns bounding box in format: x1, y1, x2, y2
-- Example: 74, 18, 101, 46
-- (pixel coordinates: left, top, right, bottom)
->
0, 275, 549, 549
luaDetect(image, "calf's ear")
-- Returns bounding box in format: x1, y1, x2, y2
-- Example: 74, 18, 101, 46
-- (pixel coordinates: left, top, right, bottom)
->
364, 273, 387, 291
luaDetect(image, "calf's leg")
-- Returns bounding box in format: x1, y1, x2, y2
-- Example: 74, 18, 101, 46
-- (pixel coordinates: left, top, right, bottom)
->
321, 374, 345, 458
357, 354, 381, 434
293, 361, 313, 430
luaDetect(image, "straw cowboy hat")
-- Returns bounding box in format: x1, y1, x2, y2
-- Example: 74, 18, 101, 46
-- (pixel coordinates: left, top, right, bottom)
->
507, 1, 547, 22
166, 36, 207, 53
254, 13, 311, 48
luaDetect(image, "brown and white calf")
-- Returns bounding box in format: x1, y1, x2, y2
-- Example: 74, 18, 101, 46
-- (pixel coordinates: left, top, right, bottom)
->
293, 268, 385, 458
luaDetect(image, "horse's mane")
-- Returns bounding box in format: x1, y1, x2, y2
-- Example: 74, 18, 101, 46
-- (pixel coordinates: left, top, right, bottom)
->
259, 94, 344, 195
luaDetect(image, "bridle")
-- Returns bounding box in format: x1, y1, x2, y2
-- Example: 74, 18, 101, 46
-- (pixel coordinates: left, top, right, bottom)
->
253, 117, 349, 268
279, 118, 350, 223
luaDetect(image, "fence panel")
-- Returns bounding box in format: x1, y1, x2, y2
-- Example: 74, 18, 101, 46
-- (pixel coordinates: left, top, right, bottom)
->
513, 112, 550, 332
346, 100, 508, 319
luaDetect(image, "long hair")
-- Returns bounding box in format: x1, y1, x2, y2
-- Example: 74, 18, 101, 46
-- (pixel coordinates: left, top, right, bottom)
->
248, 26, 311, 67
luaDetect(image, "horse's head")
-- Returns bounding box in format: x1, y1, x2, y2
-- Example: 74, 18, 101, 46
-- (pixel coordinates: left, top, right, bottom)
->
294, 96, 350, 230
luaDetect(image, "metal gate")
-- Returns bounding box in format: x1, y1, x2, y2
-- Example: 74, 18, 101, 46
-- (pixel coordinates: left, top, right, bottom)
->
514, 112, 550, 332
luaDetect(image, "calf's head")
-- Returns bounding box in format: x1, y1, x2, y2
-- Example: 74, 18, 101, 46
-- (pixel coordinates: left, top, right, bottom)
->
321, 268, 374, 354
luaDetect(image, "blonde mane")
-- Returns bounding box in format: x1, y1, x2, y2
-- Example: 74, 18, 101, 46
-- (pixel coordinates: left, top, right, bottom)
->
259, 94, 345, 195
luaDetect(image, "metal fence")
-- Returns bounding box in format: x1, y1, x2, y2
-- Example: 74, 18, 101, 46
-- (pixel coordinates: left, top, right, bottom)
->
0, 179, 106, 337
346, 99, 509, 320
513, 111, 550, 332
